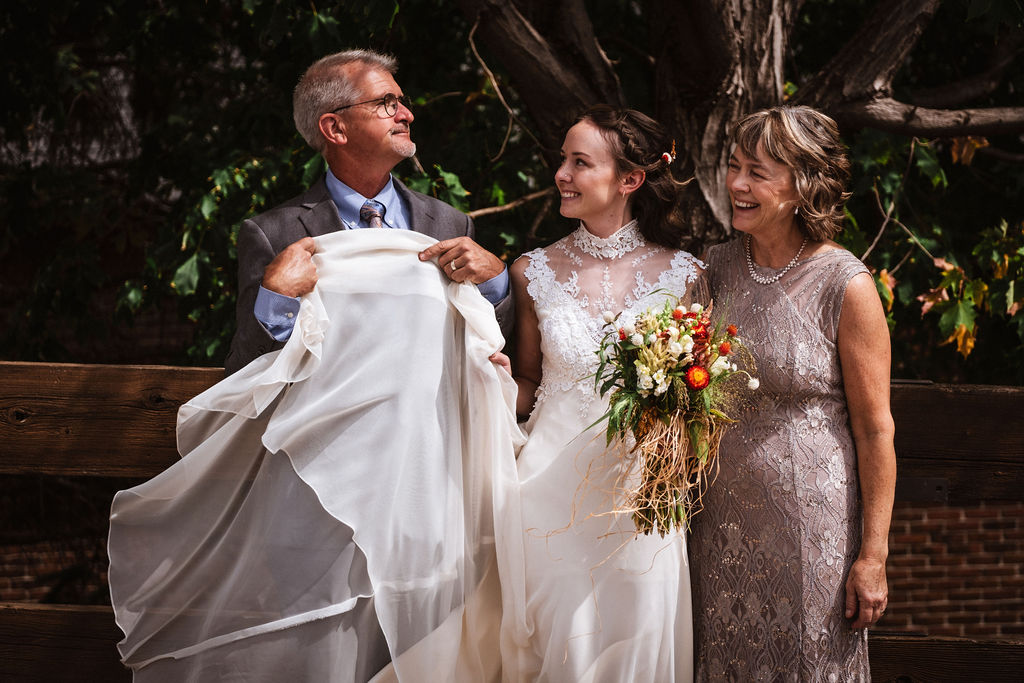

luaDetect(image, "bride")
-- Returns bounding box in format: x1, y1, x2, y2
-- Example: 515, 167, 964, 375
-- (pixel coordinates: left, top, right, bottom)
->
497, 105, 701, 681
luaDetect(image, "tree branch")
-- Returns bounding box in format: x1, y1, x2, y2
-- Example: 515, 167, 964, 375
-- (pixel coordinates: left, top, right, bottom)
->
457, 0, 625, 157
799, 0, 940, 107
832, 97, 1024, 137
466, 187, 555, 218
906, 28, 1024, 108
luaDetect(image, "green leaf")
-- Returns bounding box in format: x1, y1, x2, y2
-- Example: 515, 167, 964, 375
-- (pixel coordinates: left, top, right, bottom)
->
200, 194, 217, 220
938, 300, 976, 336
172, 253, 200, 296
915, 144, 948, 189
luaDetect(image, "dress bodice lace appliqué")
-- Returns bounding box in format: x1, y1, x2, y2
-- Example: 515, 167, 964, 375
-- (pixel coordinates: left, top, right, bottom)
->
523, 223, 703, 418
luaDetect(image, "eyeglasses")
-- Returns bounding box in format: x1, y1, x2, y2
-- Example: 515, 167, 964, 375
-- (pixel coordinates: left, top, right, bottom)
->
331, 93, 412, 118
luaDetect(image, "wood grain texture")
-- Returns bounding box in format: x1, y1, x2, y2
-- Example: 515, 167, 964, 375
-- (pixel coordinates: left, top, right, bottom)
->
869, 633, 1024, 681
891, 382, 1024, 503
0, 361, 221, 477
0, 603, 130, 681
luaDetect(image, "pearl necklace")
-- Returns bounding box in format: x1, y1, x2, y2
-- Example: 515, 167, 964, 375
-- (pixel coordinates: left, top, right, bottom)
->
745, 234, 808, 285
572, 219, 644, 260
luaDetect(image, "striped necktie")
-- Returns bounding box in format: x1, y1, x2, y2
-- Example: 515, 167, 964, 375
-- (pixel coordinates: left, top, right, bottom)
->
359, 199, 386, 229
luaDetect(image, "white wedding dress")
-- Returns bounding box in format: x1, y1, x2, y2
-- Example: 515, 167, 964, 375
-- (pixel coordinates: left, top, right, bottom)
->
497, 221, 701, 682
108, 230, 521, 682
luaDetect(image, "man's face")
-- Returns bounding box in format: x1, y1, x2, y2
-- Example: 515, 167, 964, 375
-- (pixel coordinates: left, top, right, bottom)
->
337, 66, 416, 166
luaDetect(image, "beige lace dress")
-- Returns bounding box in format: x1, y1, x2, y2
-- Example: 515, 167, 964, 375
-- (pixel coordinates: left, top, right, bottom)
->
690, 237, 871, 682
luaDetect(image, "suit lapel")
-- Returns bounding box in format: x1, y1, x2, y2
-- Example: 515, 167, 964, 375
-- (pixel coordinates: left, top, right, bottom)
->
298, 177, 346, 238
394, 177, 443, 239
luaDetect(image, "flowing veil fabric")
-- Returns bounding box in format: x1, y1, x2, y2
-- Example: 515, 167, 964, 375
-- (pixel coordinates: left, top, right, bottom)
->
108, 230, 522, 682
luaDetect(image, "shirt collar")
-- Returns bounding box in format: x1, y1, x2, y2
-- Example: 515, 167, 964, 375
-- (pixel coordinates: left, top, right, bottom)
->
324, 168, 400, 229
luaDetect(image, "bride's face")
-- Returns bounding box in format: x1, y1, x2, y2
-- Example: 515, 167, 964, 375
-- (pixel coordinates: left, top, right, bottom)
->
555, 120, 627, 226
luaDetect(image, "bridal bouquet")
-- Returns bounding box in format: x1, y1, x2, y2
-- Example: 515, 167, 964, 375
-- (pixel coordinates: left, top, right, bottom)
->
594, 298, 758, 536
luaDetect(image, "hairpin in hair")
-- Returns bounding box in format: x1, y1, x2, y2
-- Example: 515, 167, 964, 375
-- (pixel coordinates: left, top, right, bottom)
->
661, 140, 677, 165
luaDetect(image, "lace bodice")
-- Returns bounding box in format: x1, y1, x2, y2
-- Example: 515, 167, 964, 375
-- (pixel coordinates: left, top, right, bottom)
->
521, 222, 703, 417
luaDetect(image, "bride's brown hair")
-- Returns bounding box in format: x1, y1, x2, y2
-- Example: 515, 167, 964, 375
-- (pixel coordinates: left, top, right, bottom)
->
576, 105, 692, 248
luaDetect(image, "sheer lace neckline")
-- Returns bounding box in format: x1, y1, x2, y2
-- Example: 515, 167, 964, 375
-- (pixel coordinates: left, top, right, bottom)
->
571, 219, 643, 260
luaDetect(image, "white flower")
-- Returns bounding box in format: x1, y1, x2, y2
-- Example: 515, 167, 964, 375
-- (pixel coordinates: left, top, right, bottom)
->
709, 356, 731, 376
619, 313, 636, 333
630, 333, 645, 346
652, 369, 666, 383
602, 310, 616, 324
679, 335, 694, 354
667, 325, 680, 339
690, 303, 703, 313
668, 341, 684, 357
639, 373, 655, 390
731, 363, 738, 372
654, 381, 669, 396
748, 377, 760, 390
647, 333, 658, 345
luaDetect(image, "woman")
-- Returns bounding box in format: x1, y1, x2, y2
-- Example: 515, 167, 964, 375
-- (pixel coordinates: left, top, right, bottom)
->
690, 106, 896, 681
498, 106, 701, 681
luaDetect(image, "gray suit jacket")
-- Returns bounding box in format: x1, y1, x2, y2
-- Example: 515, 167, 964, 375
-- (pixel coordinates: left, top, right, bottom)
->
224, 176, 514, 374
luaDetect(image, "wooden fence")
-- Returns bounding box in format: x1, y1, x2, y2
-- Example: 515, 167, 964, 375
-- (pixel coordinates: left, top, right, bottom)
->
1, 361, 1022, 681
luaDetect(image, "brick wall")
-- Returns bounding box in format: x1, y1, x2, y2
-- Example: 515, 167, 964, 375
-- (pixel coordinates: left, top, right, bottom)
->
882, 501, 1024, 639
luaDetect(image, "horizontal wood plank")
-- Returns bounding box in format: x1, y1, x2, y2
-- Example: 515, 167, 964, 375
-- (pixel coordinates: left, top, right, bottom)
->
2, 364, 1023, 498
891, 382, 1024, 503
0, 362, 221, 477
870, 633, 1024, 681
0, 603, 130, 681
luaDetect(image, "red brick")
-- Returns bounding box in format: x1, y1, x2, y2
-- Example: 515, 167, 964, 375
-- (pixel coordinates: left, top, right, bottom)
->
927, 626, 965, 637
963, 624, 1000, 636
892, 534, 929, 544
889, 555, 928, 568
948, 613, 983, 625
925, 508, 964, 521
909, 613, 948, 626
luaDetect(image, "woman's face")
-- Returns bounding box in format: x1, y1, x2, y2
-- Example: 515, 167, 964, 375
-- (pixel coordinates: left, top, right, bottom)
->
726, 143, 800, 237
554, 120, 626, 226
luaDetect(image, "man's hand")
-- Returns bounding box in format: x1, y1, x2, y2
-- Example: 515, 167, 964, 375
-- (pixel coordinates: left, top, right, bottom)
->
263, 237, 318, 297
845, 555, 888, 629
489, 351, 512, 375
419, 237, 504, 284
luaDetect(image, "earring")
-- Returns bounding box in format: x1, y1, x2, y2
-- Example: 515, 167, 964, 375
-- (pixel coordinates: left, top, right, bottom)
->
794, 206, 799, 215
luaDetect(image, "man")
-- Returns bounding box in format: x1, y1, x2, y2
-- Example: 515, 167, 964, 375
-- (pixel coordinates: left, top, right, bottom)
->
225, 49, 512, 375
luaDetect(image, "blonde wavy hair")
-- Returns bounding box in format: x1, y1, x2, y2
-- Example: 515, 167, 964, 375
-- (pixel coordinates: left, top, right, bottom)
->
731, 106, 851, 241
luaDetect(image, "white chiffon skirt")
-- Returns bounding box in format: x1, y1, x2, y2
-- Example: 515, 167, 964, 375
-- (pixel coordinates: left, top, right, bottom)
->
108, 230, 522, 682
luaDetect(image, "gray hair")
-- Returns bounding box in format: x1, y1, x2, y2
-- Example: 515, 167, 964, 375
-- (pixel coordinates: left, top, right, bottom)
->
730, 106, 851, 241
293, 49, 398, 152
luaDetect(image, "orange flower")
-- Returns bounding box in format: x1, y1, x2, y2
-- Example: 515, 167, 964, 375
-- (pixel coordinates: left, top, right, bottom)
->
684, 365, 710, 390
692, 323, 708, 340
672, 308, 684, 320
727, 324, 738, 337
619, 328, 627, 340
719, 341, 732, 355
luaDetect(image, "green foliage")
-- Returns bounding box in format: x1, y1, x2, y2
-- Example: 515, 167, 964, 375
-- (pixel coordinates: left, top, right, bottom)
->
2, 0, 1023, 384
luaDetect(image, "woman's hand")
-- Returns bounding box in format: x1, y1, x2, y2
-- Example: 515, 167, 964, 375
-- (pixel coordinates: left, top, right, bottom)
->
845, 555, 888, 629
